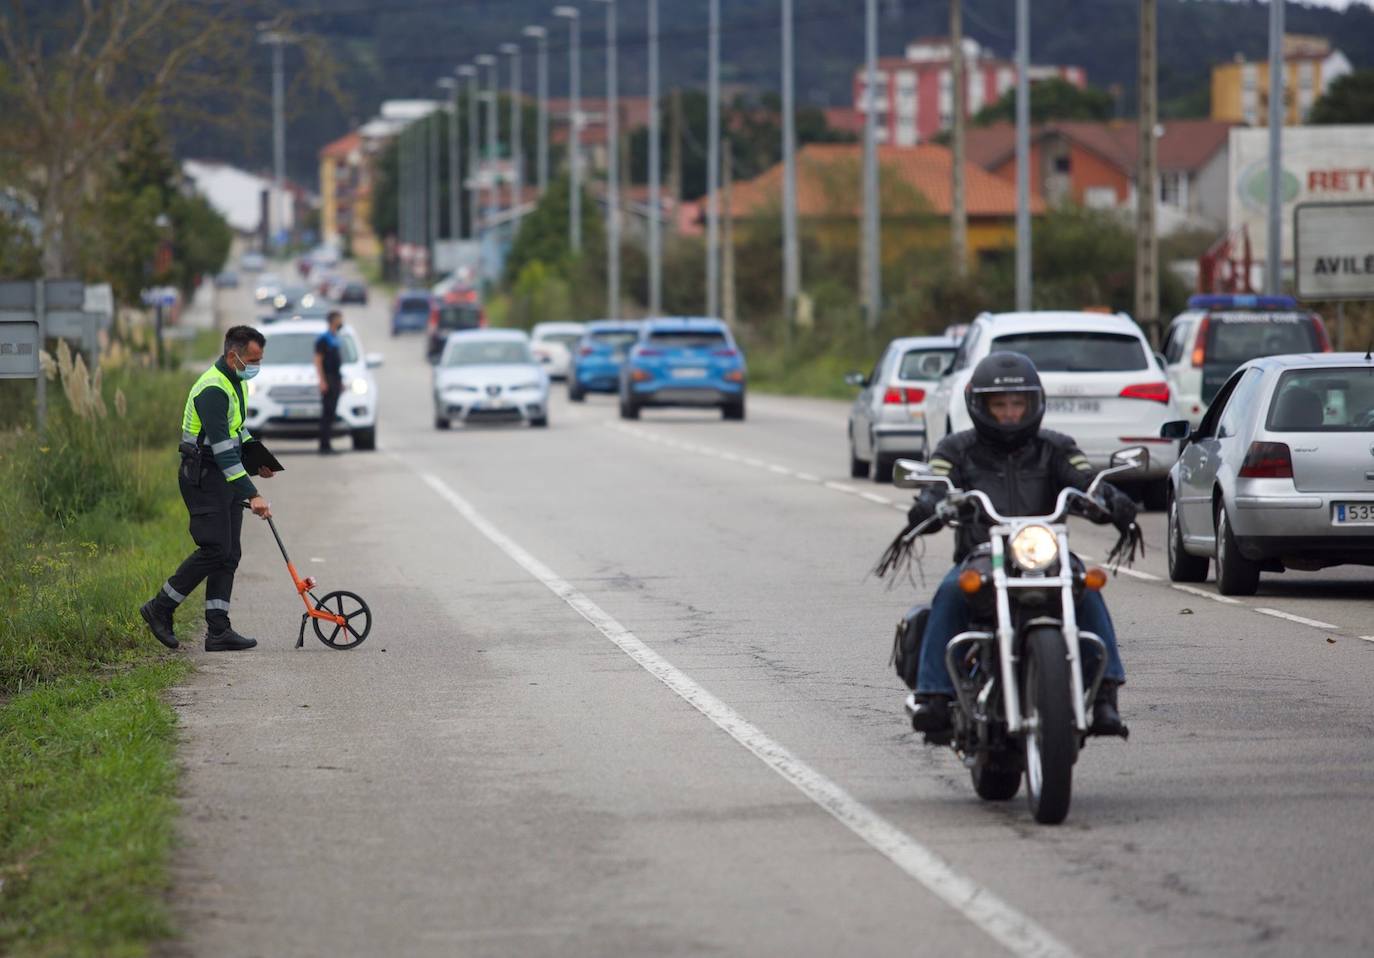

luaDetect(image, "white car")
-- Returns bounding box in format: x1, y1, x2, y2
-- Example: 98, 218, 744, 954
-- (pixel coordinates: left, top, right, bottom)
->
433, 329, 549, 429
924, 310, 1180, 508
529, 321, 587, 381
254, 272, 282, 304
243, 319, 382, 450
845, 335, 957, 481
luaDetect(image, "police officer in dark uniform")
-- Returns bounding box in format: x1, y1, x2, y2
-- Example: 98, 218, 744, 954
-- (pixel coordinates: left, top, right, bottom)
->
314, 310, 344, 454
140, 326, 274, 652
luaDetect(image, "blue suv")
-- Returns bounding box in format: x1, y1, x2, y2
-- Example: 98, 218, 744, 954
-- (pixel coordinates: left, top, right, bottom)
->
569, 320, 641, 401
619, 318, 746, 420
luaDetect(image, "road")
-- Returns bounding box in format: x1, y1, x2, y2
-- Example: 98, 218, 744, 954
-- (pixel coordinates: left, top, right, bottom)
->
167, 280, 1374, 957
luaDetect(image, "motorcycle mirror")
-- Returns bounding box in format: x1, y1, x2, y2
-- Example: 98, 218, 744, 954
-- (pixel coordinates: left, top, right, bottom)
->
1109, 446, 1149, 473
892, 458, 945, 489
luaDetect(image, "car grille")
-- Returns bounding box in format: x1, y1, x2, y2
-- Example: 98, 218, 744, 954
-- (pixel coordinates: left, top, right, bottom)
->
268, 384, 319, 403
464, 407, 524, 423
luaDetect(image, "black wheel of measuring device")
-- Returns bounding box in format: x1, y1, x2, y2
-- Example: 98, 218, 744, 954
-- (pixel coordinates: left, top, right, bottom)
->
312, 590, 372, 650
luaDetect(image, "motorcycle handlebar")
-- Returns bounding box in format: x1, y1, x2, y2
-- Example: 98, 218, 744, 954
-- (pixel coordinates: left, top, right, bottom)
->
939, 485, 1110, 527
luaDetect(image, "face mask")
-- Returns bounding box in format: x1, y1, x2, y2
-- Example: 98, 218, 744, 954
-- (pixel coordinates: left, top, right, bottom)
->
231, 351, 261, 381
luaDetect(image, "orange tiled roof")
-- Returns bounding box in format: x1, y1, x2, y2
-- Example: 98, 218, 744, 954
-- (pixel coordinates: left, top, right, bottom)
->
320, 131, 361, 160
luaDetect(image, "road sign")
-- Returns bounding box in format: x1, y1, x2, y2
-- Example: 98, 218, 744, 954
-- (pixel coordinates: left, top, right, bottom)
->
0, 320, 39, 378
1294, 201, 1374, 301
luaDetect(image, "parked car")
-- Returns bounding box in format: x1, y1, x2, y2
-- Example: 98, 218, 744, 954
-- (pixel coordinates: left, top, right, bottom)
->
1161, 294, 1331, 427
1162, 352, 1374, 594
618, 318, 746, 420
924, 310, 1180, 508
214, 270, 239, 289
425, 298, 485, 363
846, 335, 958, 481
254, 272, 282, 304
392, 290, 433, 336
568, 321, 641, 401
242, 319, 382, 450
240, 251, 266, 273
530, 321, 587, 380
338, 281, 368, 305
432, 329, 549, 429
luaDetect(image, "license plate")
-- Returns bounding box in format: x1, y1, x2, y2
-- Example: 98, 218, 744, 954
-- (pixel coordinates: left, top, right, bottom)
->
285, 405, 321, 419
672, 368, 708, 379
478, 399, 508, 409
1046, 399, 1101, 415
1334, 503, 1374, 524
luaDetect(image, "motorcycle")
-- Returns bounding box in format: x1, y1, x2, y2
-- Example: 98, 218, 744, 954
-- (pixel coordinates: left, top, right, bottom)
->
885, 447, 1147, 825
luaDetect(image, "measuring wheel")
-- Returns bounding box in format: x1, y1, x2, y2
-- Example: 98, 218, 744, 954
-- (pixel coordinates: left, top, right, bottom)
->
312, 590, 372, 650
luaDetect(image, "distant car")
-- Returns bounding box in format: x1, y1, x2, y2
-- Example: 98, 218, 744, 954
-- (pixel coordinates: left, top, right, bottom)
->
273, 285, 318, 313
240, 251, 266, 273
425, 298, 485, 363
618, 318, 746, 420
214, 270, 239, 289
568, 321, 641, 401
530, 321, 587, 381
254, 272, 282, 304
392, 290, 432, 336
338, 281, 368, 305
243, 318, 382, 450
924, 310, 1181, 508
1161, 293, 1332, 427
262, 304, 333, 326
432, 329, 549, 429
846, 335, 958, 481
1163, 352, 1374, 595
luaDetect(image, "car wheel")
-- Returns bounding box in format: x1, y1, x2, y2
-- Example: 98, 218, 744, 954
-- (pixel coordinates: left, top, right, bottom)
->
350, 427, 376, 451
569, 379, 586, 402
872, 454, 895, 484
530, 416, 549, 428
849, 433, 869, 479
434, 415, 450, 430
1167, 493, 1209, 583
1215, 503, 1260, 596
619, 394, 640, 420
722, 394, 745, 420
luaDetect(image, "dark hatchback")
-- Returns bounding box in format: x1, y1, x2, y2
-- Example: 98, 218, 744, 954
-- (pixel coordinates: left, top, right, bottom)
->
391, 291, 433, 336
425, 300, 486, 362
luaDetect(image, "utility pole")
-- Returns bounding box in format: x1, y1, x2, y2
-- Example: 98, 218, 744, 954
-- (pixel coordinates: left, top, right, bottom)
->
398, 121, 409, 264
459, 65, 479, 239
477, 54, 499, 238
439, 77, 461, 249
950, 0, 967, 275
1014, 0, 1031, 310
722, 137, 736, 327
524, 27, 550, 195
647, 0, 662, 315
862, 0, 881, 331
554, 6, 582, 251
594, 0, 620, 318
782, 0, 800, 320
1136, 0, 1159, 342
707, 0, 721, 317
669, 87, 683, 215
1266, 0, 1284, 295
428, 104, 440, 276
502, 43, 524, 231
257, 30, 295, 249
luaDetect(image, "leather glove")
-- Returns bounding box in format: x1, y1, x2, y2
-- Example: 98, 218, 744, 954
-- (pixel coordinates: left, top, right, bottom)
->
907, 497, 937, 529
1109, 491, 1138, 532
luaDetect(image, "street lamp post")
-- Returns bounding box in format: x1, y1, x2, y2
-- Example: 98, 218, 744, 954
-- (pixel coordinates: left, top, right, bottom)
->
476, 54, 499, 237
861, 0, 880, 330
647, 0, 661, 315
781, 0, 799, 322
501, 43, 524, 234
427, 102, 440, 276
1014, 0, 1031, 311
523, 26, 550, 195
257, 29, 296, 249
1266, 0, 1284, 295
459, 65, 479, 239
554, 6, 582, 252
594, 0, 619, 318
439, 77, 461, 251
707, 0, 721, 319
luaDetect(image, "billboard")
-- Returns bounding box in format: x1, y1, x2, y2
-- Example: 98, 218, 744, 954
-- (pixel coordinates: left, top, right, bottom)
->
1294, 202, 1374, 301
1228, 125, 1374, 266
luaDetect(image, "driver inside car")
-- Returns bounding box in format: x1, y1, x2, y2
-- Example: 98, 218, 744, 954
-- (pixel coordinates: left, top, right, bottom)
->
905, 351, 1137, 738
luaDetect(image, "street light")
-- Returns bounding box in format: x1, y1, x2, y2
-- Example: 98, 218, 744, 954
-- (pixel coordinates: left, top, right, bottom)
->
554, 5, 581, 252
861, 0, 880, 330
647, 0, 661, 315
476, 53, 499, 236
256, 27, 297, 250
593, 0, 619, 318
458, 64, 479, 239
501, 42, 524, 233
707, 0, 721, 319
523, 26, 550, 195
438, 76, 461, 249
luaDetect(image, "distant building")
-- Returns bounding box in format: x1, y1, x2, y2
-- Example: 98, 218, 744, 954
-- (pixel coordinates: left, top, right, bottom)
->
548, 96, 652, 174
319, 132, 362, 252
181, 160, 308, 237
1211, 34, 1352, 126
853, 36, 1086, 147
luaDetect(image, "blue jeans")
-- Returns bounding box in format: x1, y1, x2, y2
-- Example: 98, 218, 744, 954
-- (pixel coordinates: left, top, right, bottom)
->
915, 565, 1126, 695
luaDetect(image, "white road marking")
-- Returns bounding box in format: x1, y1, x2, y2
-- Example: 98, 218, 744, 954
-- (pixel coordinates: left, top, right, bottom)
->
767, 464, 794, 476
409, 465, 1076, 958
860, 492, 892, 505
1170, 584, 1242, 606
1253, 608, 1338, 630
1359, 636, 1374, 644
824, 481, 861, 495
795, 471, 820, 482
309, 557, 326, 564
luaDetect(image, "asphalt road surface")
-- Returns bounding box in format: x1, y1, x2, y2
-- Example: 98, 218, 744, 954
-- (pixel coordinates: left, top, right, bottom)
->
166, 279, 1374, 957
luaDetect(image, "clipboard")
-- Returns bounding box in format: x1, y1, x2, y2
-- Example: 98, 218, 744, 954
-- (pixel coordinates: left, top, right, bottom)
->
241, 441, 285, 474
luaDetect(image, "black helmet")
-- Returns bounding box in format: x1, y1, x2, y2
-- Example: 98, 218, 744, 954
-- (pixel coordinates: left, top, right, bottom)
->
965, 351, 1045, 448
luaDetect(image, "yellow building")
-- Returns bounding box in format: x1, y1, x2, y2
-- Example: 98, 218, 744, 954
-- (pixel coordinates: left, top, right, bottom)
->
319, 131, 381, 258
1211, 35, 1352, 126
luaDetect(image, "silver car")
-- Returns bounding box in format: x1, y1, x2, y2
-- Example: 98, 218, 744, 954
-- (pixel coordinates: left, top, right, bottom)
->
846, 335, 957, 482
1163, 352, 1374, 594
433, 330, 550, 429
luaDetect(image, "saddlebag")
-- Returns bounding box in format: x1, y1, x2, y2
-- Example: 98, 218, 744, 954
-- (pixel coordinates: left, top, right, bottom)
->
891, 604, 929, 690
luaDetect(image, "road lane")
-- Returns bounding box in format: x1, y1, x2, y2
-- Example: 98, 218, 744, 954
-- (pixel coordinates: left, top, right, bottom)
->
168, 283, 1374, 956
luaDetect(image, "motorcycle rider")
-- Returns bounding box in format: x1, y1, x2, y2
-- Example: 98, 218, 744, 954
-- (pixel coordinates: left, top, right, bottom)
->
905, 351, 1136, 738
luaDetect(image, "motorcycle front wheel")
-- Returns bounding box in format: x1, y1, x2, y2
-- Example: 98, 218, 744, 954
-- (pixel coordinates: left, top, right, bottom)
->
1022, 626, 1078, 824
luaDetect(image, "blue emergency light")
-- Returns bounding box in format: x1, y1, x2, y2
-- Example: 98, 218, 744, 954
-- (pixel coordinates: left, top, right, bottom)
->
1187, 294, 1298, 311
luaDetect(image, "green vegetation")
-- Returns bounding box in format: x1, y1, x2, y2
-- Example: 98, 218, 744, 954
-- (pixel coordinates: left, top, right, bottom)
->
973, 77, 1116, 126
1309, 69, 1374, 125
0, 334, 195, 956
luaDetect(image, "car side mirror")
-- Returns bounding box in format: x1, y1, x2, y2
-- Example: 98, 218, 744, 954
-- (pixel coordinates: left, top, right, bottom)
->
1109, 445, 1149, 473
1159, 419, 1190, 441
1154, 352, 1169, 371
844, 372, 868, 388
366, 353, 384, 369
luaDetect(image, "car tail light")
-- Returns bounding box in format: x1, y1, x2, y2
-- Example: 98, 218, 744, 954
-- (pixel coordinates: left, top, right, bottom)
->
883, 387, 925, 404
579, 345, 594, 356
1311, 316, 1332, 352
1191, 316, 1210, 367
724, 369, 745, 383
631, 368, 652, 382
713, 347, 738, 357
1238, 441, 1293, 479
636, 347, 662, 357
1119, 381, 1170, 403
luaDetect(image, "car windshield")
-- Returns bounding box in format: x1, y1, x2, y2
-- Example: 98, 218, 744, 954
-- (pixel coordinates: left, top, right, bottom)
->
444, 340, 532, 366
1265, 368, 1374, 432
591, 331, 639, 354
1206, 314, 1321, 365
536, 332, 583, 348
649, 330, 728, 349
398, 296, 430, 314
991, 332, 1147, 372
263, 332, 358, 365
437, 304, 481, 330
899, 348, 955, 380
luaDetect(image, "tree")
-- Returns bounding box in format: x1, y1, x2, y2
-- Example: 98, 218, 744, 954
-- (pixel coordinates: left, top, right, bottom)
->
1309, 70, 1374, 125
973, 77, 1115, 126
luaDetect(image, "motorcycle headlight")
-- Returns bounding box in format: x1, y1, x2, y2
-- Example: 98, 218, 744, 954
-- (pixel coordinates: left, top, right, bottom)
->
350, 379, 368, 395
1009, 524, 1058, 573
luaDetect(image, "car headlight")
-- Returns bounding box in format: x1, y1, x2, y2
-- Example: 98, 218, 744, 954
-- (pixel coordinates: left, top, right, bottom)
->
1009, 524, 1058, 573
301, 294, 316, 308
273, 294, 287, 308
511, 381, 541, 391
350, 379, 368, 395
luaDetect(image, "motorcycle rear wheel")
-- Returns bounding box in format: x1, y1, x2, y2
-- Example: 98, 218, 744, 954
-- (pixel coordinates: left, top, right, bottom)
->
1022, 626, 1077, 824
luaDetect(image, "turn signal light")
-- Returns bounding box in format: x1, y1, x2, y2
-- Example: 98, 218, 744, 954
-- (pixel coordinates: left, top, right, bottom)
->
1082, 567, 1108, 591
883, 386, 926, 405
957, 569, 984, 594
724, 369, 745, 382
631, 368, 652, 382
1238, 441, 1293, 479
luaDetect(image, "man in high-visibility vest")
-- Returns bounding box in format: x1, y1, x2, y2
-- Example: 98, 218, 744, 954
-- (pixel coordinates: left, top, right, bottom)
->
141, 325, 275, 651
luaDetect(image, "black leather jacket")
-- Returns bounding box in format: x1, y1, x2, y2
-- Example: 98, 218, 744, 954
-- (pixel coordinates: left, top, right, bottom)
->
911, 429, 1136, 562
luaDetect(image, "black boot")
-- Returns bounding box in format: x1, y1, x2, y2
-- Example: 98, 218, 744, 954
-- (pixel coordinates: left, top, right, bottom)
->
1090, 680, 1128, 738
140, 600, 178, 650
908, 693, 952, 734
205, 624, 258, 652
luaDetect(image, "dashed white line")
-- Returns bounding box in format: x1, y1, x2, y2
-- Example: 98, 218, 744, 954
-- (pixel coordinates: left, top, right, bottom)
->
408, 464, 1077, 958
1170, 583, 1243, 606
860, 492, 893, 505
1359, 636, 1374, 644
796, 471, 820, 483
1253, 608, 1338, 630
824, 481, 862, 494
767, 464, 794, 476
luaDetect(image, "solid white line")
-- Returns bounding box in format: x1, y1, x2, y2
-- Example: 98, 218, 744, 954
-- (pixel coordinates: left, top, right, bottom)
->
1170, 584, 1242, 606
409, 466, 1075, 958
1253, 608, 1338, 630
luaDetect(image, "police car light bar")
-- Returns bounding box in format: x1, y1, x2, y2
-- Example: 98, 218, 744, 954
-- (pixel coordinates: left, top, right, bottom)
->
1187, 293, 1298, 311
